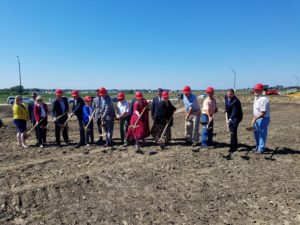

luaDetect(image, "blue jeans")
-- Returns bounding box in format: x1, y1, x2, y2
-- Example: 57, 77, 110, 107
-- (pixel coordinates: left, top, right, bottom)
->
253, 117, 270, 152
201, 114, 214, 147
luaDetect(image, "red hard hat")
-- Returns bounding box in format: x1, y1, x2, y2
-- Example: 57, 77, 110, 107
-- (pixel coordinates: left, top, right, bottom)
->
71, 90, 79, 97
162, 91, 169, 98
254, 83, 264, 91
55, 89, 63, 96
84, 96, 92, 102
117, 92, 125, 100
98, 87, 107, 96
206, 87, 214, 93
183, 86, 191, 94
135, 91, 143, 100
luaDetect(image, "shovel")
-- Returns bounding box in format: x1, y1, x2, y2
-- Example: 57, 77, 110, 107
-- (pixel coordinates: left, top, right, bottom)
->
128, 103, 149, 129
47, 112, 68, 128
246, 118, 256, 131
241, 149, 251, 160
24, 116, 47, 139
84, 110, 96, 130
264, 147, 278, 161
157, 115, 173, 144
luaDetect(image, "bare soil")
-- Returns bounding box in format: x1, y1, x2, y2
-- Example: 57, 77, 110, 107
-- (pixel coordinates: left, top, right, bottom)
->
0, 96, 299, 225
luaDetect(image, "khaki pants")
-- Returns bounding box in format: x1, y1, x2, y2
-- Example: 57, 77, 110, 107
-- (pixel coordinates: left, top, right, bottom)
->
185, 113, 200, 144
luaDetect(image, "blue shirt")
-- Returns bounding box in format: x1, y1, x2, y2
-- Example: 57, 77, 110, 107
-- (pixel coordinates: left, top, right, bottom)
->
183, 93, 200, 113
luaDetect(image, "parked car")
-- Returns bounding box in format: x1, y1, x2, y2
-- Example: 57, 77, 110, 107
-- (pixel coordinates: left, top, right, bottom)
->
7, 96, 33, 105
7, 96, 15, 104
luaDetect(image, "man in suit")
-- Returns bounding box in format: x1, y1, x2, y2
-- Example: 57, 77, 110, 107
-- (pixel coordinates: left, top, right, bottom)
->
99, 87, 115, 147
93, 89, 103, 145
28, 92, 38, 144
224, 89, 243, 153
150, 88, 163, 140
70, 90, 85, 148
52, 89, 69, 147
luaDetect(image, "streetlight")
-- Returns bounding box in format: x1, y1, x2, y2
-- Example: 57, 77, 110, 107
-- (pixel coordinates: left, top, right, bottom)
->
17, 56, 22, 96
229, 68, 236, 91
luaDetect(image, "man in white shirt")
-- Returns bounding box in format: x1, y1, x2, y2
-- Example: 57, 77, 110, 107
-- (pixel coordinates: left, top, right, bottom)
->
251, 83, 271, 153
116, 92, 131, 145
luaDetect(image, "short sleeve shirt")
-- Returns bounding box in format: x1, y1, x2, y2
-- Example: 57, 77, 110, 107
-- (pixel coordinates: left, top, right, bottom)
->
183, 94, 200, 113
253, 96, 270, 117
202, 97, 217, 116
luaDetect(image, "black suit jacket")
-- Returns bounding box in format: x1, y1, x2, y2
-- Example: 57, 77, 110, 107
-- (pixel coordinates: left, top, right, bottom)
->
72, 97, 85, 120
52, 97, 69, 122
224, 95, 243, 124
151, 96, 161, 118
156, 100, 176, 126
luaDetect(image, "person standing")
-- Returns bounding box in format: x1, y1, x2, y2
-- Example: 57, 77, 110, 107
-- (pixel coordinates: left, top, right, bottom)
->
13, 96, 29, 148
126, 92, 150, 152
28, 92, 38, 144
154, 91, 177, 147
83, 96, 94, 146
52, 89, 69, 147
150, 88, 163, 141
99, 87, 115, 147
182, 86, 200, 147
34, 96, 49, 148
92, 89, 103, 144
201, 87, 218, 148
224, 89, 243, 153
70, 90, 85, 148
251, 83, 270, 154
116, 92, 131, 145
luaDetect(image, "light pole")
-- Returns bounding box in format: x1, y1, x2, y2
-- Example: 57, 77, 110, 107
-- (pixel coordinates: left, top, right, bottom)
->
17, 56, 22, 96
230, 68, 236, 91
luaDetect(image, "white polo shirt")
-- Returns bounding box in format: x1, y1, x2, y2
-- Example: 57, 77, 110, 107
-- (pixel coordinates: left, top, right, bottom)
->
117, 101, 130, 116
253, 96, 270, 117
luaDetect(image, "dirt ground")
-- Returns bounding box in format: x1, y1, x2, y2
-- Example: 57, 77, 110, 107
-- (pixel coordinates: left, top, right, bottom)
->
0, 95, 299, 225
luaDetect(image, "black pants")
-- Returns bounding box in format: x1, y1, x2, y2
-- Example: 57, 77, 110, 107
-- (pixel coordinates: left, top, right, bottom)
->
78, 119, 86, 145
37, 118, 47, 145
229, 121, 240, 151
32, 121, 38, 142
55, 117, 69, 145
96, 117, 103, 140
85, 122, 94, 145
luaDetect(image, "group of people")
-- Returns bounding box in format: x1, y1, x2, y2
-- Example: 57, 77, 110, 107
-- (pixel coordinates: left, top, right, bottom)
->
11, 83, 270, 155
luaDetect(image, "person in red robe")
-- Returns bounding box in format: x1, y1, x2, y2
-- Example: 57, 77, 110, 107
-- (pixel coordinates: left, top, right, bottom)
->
126, 91, 150, 152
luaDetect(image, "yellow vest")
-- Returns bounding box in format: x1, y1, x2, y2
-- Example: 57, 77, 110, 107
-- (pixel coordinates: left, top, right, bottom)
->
13, 103, 29, 121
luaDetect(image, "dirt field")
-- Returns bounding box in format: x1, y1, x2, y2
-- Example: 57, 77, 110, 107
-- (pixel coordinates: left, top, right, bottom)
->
0, 96, 299, 225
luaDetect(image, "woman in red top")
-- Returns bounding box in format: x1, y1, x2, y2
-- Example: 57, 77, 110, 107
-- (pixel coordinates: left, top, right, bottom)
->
34, 96, 49, 148
126, 92, 150, 152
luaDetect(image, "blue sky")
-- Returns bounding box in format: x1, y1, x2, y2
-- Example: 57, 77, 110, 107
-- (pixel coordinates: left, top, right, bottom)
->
0, 0, 299, 90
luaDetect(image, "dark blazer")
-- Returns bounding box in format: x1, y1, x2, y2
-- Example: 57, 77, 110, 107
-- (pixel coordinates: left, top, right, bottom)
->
52, 97, 69, 122
72, 97, 85, 120
28, 101, 35, 122
224, 95, 243, 123
156, 100, 176, 126
151, 96, 162, 118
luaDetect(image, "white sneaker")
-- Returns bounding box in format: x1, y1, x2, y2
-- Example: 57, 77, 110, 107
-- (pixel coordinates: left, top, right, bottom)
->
86, 144, 90, 147
22, 144, 28, 148
40, 145, 44, 148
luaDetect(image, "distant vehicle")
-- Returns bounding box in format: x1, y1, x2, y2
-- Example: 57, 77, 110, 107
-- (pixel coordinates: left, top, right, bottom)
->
112, 97, 118, 103
265, 89, 279, 95
69, 97, 75, 104
177, 93, 183, 100
7, 96, 33, 105
7, 96, 15, 104
198, 94, 207, 99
